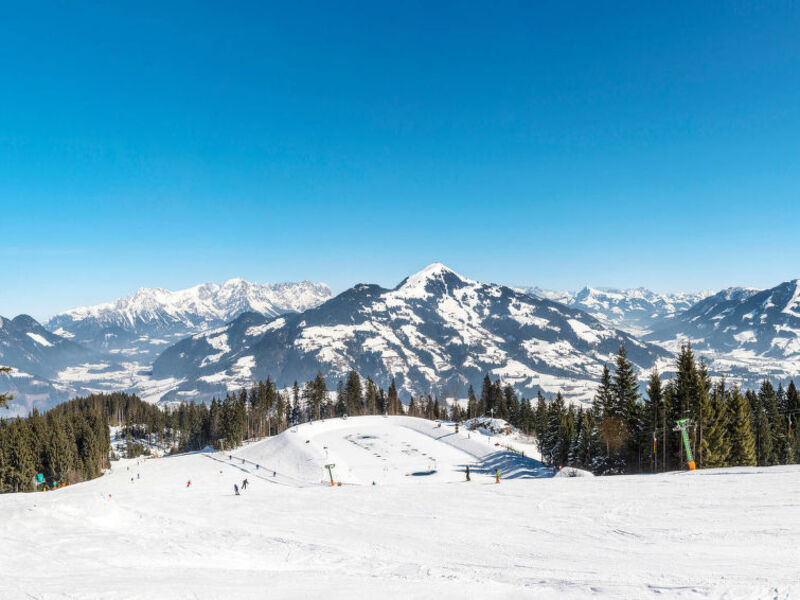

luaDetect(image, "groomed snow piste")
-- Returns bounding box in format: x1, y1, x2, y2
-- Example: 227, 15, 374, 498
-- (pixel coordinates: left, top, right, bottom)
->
1, 416, 798, 599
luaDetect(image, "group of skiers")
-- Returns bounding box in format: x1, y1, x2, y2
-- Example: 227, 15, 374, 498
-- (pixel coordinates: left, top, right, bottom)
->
184, 477, 249, 495
464, 465, 501, 483
234, 478, 248, 495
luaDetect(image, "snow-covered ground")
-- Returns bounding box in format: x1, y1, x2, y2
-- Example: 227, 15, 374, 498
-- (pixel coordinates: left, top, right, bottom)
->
1, 416, 798, 599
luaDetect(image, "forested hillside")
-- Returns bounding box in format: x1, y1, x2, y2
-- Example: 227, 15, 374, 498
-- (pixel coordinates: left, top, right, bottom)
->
3, 339, 800, 493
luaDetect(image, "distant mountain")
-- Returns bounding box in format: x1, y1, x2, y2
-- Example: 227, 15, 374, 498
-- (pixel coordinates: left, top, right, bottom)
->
646, 281, 800, 385
0, 315, 93, 379
522, 286, 712, 335
0, 315, 91, 415
46, 279, 332, 360
153, 264, 669, 404
8, 269, 797, 414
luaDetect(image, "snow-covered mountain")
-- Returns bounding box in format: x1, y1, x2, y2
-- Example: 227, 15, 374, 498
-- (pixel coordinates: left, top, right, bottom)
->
46, 279, 332, 360
0, 315, 92, 379
152, 264, 669, 404
522, 286, 712, 335
646, 281, 800, 385
0, 315, 91, 414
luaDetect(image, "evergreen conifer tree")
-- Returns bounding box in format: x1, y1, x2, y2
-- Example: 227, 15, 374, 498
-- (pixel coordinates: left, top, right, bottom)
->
644, 369, 664, 472
701, 379, 730, 468
727, 387, 757, 467
387, 379, 400, 415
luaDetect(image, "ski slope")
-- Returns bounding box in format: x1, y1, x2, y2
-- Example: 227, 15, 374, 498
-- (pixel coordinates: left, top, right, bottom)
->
231, 416, 547, 485
1, 416, 799, 599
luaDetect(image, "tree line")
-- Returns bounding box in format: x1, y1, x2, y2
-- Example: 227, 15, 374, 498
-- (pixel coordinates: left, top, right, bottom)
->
533, 343, 800, 474
3, 347, 800, 491
0, 394, 111, 492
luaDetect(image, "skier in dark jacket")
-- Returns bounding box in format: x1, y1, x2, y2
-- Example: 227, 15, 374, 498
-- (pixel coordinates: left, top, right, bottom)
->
234, 484, 240, 496
465, 465, 471, 481
242, 478, 248, 490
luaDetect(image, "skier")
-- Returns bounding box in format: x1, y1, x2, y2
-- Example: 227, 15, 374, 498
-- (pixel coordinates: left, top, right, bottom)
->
186, 480, 191, 488
137, 473, 140, 480
465, 465, 471, 482
242, 478, 248, 490
495, 469, 500, 484
273, 471, 276, 477
234, 483, 240, 496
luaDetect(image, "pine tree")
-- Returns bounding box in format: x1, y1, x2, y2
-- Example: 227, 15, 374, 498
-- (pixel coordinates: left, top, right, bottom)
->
334, 380, 346, 417
593, 365, 614, 419
755, 411, 773, 466
543, 394, 566, 465
601, 345, 640, 469
364, 378, 378, 415
344, 370, 363, 416
695, 362, 712, 465
534, 392, 547, 441
672, 344, 698, 467
727, 387, 756, 467
787, 381, 800, 462
701, 379, 730, 468
644, 369, 664, 472
570, 408, 594, 469
567, 407, 582, 467
44, 413, 76, 483
408, 397, 418, 417
758, 380, 784, 465
5, 419, 36, 492
376, 388, 387, 415
387, 379, 400, 415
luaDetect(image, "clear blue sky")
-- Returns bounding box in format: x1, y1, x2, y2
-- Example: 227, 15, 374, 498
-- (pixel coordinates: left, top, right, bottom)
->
2, 2, 799, 319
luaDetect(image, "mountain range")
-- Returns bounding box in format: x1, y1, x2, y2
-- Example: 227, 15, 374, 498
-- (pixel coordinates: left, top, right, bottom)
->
522, 286, 712, 335
151, 263, 668, 404
46, 278, 332, 360
1, 279, 331, 414
646, 281, 800, 384
2, 265, 800, 414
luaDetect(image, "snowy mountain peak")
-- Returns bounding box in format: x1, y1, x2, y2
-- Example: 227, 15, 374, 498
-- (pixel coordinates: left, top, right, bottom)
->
45, 278, 332, 359
395, 263, 473, 297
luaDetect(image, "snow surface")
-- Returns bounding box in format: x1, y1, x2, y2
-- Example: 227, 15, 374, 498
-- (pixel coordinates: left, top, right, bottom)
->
2, 416, 798, 599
